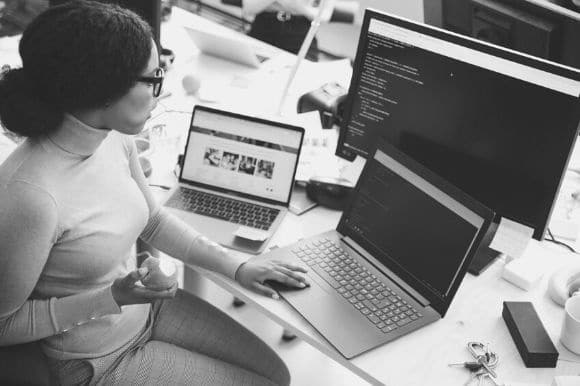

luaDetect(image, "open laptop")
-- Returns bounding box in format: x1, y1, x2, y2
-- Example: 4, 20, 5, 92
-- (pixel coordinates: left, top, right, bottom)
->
185, 26, 271, 68
256, 138, 494, 358
164, 105, 304, 254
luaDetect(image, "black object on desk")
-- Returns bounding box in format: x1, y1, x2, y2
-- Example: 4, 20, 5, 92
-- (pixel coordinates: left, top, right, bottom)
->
502, 301, 559, 368
306, 176, 354, 210
297, 82, 348, 129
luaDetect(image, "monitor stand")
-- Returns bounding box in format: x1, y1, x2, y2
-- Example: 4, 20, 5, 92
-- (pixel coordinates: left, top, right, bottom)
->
468, 222, 500, 276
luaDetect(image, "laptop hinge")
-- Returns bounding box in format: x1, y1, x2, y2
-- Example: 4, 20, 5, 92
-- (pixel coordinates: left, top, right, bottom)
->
341, 236, 431, 307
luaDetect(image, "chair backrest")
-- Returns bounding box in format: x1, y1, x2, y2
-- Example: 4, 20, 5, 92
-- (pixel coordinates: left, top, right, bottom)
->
0, 342, 54, 386
220, 0, 356, 23
221, 0, 242, 6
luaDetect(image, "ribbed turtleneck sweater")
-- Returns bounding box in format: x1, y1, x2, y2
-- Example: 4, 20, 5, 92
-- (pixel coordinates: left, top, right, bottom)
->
0, 114, 246, 359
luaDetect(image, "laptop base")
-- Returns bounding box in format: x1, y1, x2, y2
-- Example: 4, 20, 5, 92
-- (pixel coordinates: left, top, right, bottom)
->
257, 231, 440, 359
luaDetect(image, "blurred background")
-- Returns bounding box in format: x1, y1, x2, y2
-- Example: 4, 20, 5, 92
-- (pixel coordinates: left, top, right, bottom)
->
1, 0, 578, 67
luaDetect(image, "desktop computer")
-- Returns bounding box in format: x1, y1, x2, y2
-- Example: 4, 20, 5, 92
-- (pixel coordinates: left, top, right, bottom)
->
336, 9, 580, 274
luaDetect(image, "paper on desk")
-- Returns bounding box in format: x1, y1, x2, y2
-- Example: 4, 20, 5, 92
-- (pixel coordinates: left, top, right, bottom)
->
276, 110, 325, 145
239, 58, 352, 115
289, 58, 352, 97
489, 217, 534, 259
295, 146, 342, 182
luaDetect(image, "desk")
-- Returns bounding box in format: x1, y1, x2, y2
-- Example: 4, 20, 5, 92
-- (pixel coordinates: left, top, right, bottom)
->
144, 7, 580, 386
0, 5, 578, 385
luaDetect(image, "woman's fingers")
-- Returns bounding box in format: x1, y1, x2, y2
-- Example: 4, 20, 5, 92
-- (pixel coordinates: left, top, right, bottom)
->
132, 283, 177, 299
252, 282, 279, 299
274, 266, 309, 287
265, 270, 305, 288
122, 267, 149, 288
275, 262, 308, 274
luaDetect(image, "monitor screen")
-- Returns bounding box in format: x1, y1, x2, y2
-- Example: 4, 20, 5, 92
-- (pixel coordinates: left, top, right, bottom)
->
336, 9, 580, 240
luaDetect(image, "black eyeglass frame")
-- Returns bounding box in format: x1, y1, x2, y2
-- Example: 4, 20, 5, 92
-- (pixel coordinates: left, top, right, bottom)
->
137, 67, 165, 97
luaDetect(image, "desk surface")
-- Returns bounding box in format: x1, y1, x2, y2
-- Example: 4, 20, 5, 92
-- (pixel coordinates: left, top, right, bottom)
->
152, 7, 580, 386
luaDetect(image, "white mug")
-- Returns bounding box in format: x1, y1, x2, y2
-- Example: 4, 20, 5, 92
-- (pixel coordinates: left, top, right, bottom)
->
561, 295, 580, 355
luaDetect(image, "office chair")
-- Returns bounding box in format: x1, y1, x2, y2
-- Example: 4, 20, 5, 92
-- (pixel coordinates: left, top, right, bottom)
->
221, 0, 357, 23
220, 0, 357, 61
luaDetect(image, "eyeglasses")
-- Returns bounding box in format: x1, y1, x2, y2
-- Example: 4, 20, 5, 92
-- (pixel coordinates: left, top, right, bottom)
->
137, 67, 164, 97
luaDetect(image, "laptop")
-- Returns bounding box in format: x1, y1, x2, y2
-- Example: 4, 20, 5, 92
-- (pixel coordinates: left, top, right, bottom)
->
256, 138, 494, 358
164, 105, 304, 254
185, 26, 271, 68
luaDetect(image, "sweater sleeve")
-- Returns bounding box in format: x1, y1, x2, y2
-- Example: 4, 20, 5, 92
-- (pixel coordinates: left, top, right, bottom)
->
125, 136, 247, 280
0, 181, 121, 346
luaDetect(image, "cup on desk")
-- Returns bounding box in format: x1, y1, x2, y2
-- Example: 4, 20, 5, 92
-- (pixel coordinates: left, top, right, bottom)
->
561, 295, 580, 354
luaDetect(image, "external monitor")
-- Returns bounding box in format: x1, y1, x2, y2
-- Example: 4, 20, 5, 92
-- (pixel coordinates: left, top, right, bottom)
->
336, 8, 580, 274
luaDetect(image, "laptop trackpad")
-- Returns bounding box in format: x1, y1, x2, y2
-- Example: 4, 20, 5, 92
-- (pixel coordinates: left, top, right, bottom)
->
280, 276, 384, 359
234, 227, 271, 241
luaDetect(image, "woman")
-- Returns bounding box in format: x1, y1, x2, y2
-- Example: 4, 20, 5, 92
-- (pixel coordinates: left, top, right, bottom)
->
244, 0, 335, 61
0, 1, 308, 384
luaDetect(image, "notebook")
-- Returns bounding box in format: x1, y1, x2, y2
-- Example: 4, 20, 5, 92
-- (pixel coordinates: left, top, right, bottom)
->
255, 138, 494, 358
164, 105, 304, 254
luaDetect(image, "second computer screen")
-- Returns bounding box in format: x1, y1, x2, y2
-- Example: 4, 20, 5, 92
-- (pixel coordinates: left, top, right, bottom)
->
337, 11, 580, 239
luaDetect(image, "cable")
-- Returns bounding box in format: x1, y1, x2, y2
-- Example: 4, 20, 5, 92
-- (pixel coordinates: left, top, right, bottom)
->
546, 228, 578, 254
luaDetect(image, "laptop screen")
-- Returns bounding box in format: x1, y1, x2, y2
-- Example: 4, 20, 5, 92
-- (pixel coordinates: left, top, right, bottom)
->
338, 139, 490, 313
181, 107, 303, 204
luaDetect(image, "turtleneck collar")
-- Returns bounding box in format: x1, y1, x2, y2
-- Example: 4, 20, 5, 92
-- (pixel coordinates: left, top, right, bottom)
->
47, 113, 111, 157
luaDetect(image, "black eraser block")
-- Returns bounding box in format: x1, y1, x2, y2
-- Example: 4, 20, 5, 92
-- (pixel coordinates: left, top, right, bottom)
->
502, 301, 558, 367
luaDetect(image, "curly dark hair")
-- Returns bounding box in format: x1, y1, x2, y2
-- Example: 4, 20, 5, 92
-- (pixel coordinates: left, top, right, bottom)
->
0, 0, 154, 137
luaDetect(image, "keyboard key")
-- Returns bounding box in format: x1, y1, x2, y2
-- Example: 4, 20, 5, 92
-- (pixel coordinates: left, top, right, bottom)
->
363, 300, 377, 312
294, 240, 424, 332
397, 318, 411, 327
311, 265, 341, 289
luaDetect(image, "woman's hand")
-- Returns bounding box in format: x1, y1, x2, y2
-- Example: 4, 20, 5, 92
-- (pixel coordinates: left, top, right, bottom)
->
235, 260, 309, 299
111, 267, 178, 307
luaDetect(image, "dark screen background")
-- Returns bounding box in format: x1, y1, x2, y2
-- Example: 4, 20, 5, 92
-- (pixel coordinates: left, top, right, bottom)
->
339, 27, 580, 239
343, 158, 478, 299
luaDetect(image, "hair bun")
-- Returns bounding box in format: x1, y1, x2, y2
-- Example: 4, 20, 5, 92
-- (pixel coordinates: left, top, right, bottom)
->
0, 67, 63, 137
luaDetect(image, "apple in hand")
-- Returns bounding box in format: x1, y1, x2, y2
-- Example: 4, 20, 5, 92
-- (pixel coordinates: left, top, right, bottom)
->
140, 256, 178, 290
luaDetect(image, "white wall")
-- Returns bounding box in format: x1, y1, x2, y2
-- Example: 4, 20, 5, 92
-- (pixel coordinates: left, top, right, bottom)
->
356, 0, 424, 23
317, 0, 424, 59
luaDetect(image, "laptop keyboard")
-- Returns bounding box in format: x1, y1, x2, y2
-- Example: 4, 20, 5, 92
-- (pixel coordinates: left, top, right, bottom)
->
292, 238, 423, 334
165, 187, 279, 230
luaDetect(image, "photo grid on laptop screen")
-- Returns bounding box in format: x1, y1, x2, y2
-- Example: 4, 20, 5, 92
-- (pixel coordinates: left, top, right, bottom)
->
181, 109, 302, 203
